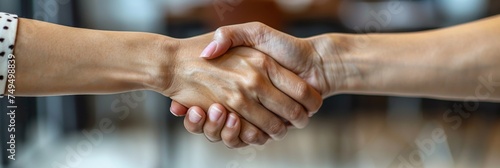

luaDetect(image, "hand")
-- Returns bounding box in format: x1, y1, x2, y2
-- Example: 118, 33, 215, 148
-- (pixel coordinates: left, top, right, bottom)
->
165, 33, 322, 147
200, 22, 339, 96
170, 22, 348, 147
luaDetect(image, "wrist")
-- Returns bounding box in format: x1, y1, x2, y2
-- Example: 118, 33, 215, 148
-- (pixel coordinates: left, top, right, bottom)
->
158, 33, 214, 97
339, 32, 440, 96
306, 33, 360, 97
102, 31, 180, 94
141, 34, 180, 95
102, 32, 175, 94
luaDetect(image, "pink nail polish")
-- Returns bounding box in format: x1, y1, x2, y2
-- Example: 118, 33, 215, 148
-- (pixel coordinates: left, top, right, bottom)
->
226, 114, 237, 128
170, 108, 179, 117
189, 110, 202, 123
208, 106, 222, 121
200, 41, 218, 58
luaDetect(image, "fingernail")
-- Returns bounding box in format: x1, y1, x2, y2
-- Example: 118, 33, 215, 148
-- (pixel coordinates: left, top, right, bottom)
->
200, 41, 217, 58
208, 106, 222, 121
188, 109, 202, 123
308, 111, 318, 117
226, 114, 237, 128
170, 107, 179, 117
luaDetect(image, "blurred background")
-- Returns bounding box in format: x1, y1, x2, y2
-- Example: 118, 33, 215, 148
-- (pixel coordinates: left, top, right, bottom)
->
0, 0, 499, 167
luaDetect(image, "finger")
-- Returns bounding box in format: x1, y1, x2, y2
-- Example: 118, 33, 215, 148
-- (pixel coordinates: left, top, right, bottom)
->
239, 119, 270, 145
231, 98, 288, 141
170, 101, 188, 117
221, 113, 248, 148
203, 104, 227, 142
200, 22, 283, 59
258, 79, 310, 129
183, 106, 207, 134
267, 60, 323, 115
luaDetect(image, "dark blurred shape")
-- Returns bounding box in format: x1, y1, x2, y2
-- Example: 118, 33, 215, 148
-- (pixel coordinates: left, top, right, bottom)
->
203, 0, 286, 30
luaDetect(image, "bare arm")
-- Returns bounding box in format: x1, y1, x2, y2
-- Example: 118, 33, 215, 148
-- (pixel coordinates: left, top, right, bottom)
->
327, 15, 500, 101
13, 18, 174, 96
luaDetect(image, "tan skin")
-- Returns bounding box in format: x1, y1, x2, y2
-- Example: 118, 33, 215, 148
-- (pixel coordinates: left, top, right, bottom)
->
172, 15, 500, 148
11, 18, 323, 147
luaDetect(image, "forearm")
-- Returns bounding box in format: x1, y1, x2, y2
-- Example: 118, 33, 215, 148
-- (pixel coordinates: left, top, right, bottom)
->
321, 16, 500, 101
13, 18, 178, 96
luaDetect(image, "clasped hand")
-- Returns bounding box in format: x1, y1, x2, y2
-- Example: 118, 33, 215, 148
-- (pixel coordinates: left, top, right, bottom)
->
169, 23, 345, 148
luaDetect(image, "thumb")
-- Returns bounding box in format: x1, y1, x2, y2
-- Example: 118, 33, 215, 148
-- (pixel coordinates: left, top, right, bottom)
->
200, 22, 272, 59
199, 22, 309, 76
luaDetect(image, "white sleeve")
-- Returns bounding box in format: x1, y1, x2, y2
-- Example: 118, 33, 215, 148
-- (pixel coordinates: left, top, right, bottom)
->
0, 12, 19, 95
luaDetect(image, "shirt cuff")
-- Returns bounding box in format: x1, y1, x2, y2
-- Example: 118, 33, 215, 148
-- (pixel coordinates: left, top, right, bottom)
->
0, 12, 19, 95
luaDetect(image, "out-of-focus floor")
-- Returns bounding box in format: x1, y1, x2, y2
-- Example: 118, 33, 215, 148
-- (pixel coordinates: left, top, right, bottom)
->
13, 107, 500, 168
169, 110, 500, 168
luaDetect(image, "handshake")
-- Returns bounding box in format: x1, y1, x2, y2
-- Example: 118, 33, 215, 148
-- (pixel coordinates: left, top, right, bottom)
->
12, 15, 500, 149
163, 17, 500, 148
166, 22, 337, 148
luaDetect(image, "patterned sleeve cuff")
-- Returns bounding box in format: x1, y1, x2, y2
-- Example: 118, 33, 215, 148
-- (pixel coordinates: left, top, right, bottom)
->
0, 12, 19, 95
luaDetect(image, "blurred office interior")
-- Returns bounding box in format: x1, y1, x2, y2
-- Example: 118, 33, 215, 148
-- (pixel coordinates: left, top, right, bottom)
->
0, 0, 499, 167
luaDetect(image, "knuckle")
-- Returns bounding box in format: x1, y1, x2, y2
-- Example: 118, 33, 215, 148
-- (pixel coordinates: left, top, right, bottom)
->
295, 81, 309, 100
250, 22, 270, 44
242, 72, 262, 91
215, 27, 232, 39
251, 22, 267, 32
287, 104, 304, 121
227, 94, 245, 110
251, 54, 268, 68
241, 129, 260, 144
267, 121, 286, 137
